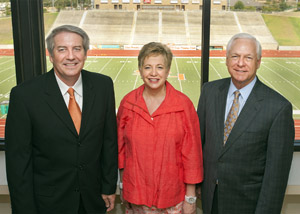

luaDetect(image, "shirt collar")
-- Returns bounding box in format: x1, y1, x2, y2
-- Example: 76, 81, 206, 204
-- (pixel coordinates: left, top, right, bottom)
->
54, 72, 83, 97
228, 76, 257, 100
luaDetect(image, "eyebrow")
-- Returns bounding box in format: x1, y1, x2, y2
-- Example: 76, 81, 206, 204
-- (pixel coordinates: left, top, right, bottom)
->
56, 45, 83, 49
230, 53, 254, 56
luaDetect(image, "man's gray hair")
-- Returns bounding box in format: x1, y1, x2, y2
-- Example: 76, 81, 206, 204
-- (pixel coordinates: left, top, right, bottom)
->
46, 25, 90, 56
226, 33, 262, 60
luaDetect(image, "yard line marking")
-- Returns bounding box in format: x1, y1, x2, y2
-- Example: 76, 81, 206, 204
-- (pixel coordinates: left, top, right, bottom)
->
269, 59, 300, 78
4, 92, 10, 98
0, 92, 11, 100
257, 73, 280, 93
113, 58, 128, 83
286, 61, 300, 69
258, 72, 300, 110
0, 58, 13, 66
262, 64, 300, 93
0, 65, 15, 75
133, 74, 139, 90
190, 58, 200, 78
98, 58, 112, 73
83, 61, 92, 69
209, 62, 222, 78
174, 58, 183, 93
0, 74, 15, 85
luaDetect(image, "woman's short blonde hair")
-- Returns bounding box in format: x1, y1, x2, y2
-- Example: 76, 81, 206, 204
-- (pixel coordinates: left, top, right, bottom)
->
138, 42, 173, 70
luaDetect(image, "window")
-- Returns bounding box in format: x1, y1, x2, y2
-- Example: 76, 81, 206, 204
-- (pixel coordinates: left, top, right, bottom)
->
0, 2, 15, 124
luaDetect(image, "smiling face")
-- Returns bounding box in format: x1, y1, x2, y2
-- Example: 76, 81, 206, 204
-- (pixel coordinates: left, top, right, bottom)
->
226, 38, 261, 89
49, 31, 87, 86
140, 54, 169, 93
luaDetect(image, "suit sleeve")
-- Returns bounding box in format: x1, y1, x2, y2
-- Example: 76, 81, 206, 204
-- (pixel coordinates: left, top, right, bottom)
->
100, 78, 118, 195
255, 101, 294, 213
5, 87, 38, 213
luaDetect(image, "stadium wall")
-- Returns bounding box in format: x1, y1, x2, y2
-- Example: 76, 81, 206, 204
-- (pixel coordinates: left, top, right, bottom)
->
2, 49, 300, 57
93, 0, 227, 11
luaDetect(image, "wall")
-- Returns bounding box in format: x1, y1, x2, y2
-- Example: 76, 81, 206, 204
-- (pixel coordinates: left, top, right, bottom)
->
93, 0, 227, 11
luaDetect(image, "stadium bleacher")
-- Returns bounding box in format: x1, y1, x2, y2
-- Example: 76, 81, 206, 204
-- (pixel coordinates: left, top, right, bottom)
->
161, 11, 187, 45
49, 10, 278, 49
134, 11, 160, 45
236, 12, 277, 49
187, 11, 202, 45
83, 11, 134, 46
52, 10, 84, 27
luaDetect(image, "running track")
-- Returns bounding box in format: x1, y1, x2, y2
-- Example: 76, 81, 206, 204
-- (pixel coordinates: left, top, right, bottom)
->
0, 119, 299, 140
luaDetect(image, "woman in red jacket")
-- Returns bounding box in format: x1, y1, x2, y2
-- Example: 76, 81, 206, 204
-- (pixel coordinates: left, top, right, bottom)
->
117, 42, 203, 214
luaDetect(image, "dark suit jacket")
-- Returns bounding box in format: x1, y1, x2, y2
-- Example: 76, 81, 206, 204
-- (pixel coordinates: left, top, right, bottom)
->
5, 69, 118, 214
197, 77, 294, 214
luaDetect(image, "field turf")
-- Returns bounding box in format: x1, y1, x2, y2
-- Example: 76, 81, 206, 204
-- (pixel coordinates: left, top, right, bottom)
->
0, 56, 299, 120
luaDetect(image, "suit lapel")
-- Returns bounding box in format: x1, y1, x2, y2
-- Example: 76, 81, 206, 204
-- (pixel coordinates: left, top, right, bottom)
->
219, 79, 265, 158
80, 70, 95, 136
44, 69, 78, 136
215, 79, 230, 153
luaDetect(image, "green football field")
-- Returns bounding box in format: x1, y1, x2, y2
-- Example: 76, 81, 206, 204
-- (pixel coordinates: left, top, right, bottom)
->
0, 56, 300, 119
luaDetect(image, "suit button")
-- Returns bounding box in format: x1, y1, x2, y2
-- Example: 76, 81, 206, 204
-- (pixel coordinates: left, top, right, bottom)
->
78, 165, 84, 170
77, 142, 82, 147
75, 188, 79, 192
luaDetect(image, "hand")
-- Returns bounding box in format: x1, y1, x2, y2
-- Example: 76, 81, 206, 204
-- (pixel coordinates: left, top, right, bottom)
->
182, 201, 196, 214
101, 194, 116, 212
120, 189, 132, 209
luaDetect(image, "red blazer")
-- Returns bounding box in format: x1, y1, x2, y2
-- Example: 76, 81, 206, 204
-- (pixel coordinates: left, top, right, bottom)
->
118, 81, 203, 209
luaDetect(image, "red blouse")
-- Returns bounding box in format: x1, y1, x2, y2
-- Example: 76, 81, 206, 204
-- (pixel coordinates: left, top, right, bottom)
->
117, 81, 203, 209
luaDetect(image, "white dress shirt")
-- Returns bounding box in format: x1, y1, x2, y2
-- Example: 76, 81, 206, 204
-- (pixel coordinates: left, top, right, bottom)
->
54, 73, 83, 111
224, 77, 257, 122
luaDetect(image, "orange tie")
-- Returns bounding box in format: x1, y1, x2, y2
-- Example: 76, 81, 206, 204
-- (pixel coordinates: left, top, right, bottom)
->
67, 88, 81, 134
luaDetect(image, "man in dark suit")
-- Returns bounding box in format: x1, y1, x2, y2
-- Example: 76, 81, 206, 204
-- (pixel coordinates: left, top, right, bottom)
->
197, 33, 294, 214
5, 25, 118, 214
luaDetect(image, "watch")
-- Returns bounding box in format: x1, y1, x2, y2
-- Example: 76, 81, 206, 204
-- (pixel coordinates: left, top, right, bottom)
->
185, 195, 197, 204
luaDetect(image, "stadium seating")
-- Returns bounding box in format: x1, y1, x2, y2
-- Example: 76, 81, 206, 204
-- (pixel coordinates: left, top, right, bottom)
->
236, 12, 277, 49
51, 10, 84, 28
187, 11, 202, 45
134, 11, 160, 45
161, 11, 187, 45
50, 10, 278, 49
83, 11, 134, 45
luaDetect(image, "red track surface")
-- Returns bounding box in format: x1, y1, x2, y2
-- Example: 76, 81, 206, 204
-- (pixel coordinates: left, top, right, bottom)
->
0, 119, 5, 139
0, 119, 299, 140
1, 49, 300, 57
295, 120, 300, 141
